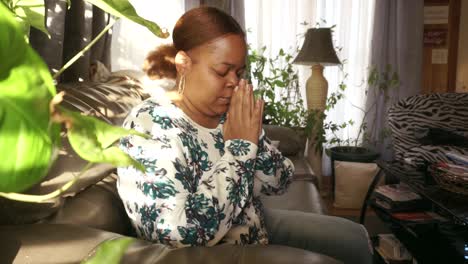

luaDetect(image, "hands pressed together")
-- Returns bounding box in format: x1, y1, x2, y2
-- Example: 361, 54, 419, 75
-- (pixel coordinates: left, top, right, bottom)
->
223, 79, 264, 145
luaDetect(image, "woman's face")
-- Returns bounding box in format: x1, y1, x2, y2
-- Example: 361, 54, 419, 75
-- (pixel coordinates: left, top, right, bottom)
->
183, 34, 247, 120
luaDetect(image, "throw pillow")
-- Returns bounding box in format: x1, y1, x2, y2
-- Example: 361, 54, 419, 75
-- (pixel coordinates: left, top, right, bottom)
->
334, 161, 380, 209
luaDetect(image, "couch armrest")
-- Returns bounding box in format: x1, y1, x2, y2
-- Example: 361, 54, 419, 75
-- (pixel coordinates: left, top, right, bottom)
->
0, 224, 341, 264
121, 242, 341, 264
260, 180, 325, 214
289, 157, 317, 184
46, 173, 133, 235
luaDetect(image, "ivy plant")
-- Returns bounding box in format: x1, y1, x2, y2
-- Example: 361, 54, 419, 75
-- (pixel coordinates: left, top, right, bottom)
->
246, 45, 351, 152
0, 0, 170, 262
0, 2, 60, 193
0, 0, 168, 196
247, 46, 308, 128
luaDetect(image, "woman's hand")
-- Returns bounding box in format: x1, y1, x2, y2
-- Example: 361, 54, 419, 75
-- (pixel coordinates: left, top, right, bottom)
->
224, 79, 264, 145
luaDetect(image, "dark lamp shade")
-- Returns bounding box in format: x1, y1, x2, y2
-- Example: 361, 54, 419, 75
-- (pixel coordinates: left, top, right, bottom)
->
293, 28, 340, 66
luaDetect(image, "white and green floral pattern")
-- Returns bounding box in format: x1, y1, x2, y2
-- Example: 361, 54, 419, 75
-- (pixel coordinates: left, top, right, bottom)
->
117, 99, 294, 248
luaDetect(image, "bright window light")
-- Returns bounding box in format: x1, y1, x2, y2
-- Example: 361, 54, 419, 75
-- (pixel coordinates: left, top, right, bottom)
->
111, 0, 184, 71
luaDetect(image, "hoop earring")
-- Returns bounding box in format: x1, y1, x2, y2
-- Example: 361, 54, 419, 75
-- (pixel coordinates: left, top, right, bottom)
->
178, 75, 186, 95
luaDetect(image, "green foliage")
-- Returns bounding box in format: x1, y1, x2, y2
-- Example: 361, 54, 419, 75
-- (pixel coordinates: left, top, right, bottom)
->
1, 0, 48, 37
246, 46, 308, 128
306, 80, 348, 152
0, 2, 60, 192
326, 64, 400, 149
81, 237, 135, 264
0, 0, 165, 197
85, 0, 169, 38
1, 0, 170, 39
246, 45, 349, 152
1, 0, 162, 261
62, 108, 148, 172
359, 64, 400, 147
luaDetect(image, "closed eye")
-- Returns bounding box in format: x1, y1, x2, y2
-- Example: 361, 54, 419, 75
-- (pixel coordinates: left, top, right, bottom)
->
216, 70, 229, 77
212, 65, 246, 78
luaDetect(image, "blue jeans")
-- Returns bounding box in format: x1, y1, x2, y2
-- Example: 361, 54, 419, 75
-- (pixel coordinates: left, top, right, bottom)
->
264, 208, 373, 264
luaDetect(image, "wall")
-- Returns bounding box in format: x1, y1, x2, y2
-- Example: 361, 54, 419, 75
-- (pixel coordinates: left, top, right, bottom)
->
456, 0, 468, 92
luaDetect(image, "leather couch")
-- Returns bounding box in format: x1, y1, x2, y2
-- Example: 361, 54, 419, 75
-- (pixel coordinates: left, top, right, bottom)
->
0, 76, 339, 264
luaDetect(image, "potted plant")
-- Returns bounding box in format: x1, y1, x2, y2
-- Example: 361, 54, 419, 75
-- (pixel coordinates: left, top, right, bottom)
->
246, 46, 311, 155
327, 64, 400, 162
247, 46, 307, 127
245, 45, 349, 157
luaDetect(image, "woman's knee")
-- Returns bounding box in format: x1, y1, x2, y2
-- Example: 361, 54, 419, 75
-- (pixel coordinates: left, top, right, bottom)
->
264, 209, 373, 264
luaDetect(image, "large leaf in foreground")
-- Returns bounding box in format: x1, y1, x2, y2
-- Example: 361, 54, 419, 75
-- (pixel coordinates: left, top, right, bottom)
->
12, 0, 50, 37
85, 0, 169, 38
0, 3, 59, 192
61, 108, 147, 171
82, 237, 135, 264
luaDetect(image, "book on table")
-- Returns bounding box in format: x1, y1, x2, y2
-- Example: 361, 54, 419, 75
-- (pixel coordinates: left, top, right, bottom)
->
373, 183, 429, 212
390, 211, 448, 223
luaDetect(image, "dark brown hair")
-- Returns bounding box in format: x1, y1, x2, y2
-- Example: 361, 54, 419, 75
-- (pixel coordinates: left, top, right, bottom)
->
143, 44, 178, 80
173, 6, 245, 51
143, 6, 244, 79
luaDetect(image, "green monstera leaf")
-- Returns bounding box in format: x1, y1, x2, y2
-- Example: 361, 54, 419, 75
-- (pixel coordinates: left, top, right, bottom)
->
0, 3, 60, 192
85, 0, 169, 38
61, 108, 148, 172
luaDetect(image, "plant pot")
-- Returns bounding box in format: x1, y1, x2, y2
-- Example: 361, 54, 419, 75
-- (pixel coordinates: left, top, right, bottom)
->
329, 146, 379, 163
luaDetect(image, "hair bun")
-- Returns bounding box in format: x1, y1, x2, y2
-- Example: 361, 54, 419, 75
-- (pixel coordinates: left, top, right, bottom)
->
143, 44, 177, 80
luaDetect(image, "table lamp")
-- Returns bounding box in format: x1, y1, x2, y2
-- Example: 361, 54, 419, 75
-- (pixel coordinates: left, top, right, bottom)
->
293, 27, 340, 193
293, 28, 340, 111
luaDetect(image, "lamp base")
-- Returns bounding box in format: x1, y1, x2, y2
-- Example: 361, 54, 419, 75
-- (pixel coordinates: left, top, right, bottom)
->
306, 64, 328, 111
305, 64, 328, 190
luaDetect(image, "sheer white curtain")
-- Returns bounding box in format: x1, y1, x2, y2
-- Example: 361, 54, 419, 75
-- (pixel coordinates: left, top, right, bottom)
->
245, 0, 375, 176
315, 0, 375, 176
110, 0, 185, 71
245, 0, 317, 102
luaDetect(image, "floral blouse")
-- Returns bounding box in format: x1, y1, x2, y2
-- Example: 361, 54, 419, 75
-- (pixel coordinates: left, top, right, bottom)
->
117, 99, 294, 248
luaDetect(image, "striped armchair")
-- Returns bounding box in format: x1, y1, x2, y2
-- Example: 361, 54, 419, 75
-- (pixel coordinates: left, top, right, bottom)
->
388, 93, 468, 167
